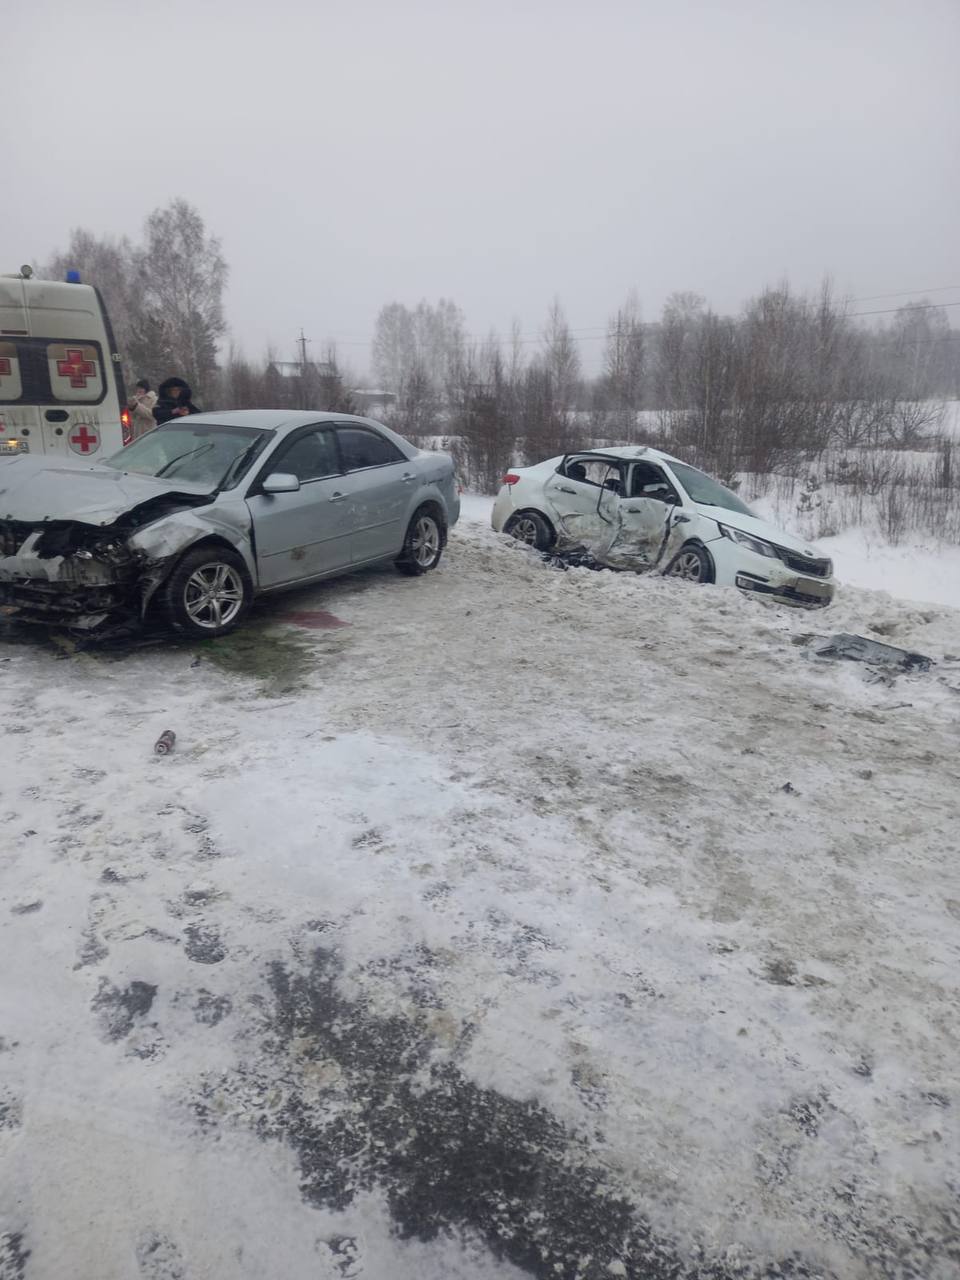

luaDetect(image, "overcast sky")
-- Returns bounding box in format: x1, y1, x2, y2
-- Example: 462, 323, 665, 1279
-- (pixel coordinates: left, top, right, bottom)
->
5, 0, 959, 375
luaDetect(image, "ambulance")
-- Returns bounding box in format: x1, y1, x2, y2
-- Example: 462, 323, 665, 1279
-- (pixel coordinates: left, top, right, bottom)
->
0, 267, 131, 461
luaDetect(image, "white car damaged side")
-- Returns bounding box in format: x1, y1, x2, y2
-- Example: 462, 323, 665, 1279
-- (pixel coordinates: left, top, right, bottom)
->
491, 446, 835, 608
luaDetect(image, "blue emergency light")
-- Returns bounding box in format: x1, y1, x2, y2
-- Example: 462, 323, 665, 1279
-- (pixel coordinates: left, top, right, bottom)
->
66, 270, 81, 283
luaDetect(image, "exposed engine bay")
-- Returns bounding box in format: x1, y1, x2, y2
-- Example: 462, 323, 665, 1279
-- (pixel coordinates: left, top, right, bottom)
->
0, 492, 215, 632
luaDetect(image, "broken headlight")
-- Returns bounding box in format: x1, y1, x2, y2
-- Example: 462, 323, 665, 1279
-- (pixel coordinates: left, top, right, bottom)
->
718, 524, 779, 558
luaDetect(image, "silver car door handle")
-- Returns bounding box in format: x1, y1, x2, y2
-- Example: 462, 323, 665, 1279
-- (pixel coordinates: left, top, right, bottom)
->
673, 513, 691, 523
558, 485, 577, 494
329, 491, 347, 502
401, 472, 416, 483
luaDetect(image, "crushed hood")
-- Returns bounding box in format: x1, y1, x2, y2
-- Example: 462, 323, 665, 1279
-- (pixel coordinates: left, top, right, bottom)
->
695, 505, 826, 557
0, 455, 213, 526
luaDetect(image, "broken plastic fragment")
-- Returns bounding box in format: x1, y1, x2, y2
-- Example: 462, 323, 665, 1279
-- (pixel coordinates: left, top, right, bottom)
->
808, 633, 933, 672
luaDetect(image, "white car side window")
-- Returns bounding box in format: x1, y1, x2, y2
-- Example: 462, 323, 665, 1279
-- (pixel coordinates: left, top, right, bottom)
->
565, 458, 623, 491
629, 464, 680, 503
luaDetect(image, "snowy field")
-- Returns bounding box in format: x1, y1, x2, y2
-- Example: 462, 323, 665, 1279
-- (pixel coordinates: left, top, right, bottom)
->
738, 495, 960, 613
2, 510, 960, 1279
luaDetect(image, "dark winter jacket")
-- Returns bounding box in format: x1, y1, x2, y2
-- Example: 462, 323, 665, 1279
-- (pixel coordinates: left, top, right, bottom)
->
153, 377, 201, 424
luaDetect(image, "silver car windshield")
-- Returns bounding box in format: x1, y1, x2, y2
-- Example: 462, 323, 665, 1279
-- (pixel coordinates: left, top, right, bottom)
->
668, 461, 755, 516
105, 423, 270, 489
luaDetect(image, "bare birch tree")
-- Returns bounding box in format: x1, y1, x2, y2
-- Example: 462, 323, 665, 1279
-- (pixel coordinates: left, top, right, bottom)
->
139, 199, 227, 397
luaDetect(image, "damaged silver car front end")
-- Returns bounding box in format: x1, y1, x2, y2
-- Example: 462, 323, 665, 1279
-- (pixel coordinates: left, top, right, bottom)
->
0, 518, 143, 631
0, 468, 252, 635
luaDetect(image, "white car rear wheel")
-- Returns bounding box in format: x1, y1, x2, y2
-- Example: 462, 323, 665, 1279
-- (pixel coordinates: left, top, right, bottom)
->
505, 511, 553, 551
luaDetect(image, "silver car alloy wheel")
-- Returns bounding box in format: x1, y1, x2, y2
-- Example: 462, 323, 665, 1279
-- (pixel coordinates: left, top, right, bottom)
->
183, 562, 245, 630
510, 516, 541, 546
412, 515, 441, 567
669, 549, 705, 582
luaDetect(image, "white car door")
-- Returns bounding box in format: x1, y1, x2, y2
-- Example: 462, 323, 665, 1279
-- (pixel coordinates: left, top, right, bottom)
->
612, 461, 692, 568
542, 455, 626, 550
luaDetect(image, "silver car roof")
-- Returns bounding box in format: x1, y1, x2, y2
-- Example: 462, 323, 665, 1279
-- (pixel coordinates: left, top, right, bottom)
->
181, 410, 393, 434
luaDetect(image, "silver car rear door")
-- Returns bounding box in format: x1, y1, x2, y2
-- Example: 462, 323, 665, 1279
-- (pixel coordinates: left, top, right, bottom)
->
245, 426, 353, 587
334, 425, 412, 563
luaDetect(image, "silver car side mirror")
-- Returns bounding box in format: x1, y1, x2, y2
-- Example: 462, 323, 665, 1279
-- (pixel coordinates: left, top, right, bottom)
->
262, 472, 300, 494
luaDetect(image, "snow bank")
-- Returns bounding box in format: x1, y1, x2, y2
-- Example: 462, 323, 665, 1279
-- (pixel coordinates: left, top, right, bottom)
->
2, 523, 959, 1278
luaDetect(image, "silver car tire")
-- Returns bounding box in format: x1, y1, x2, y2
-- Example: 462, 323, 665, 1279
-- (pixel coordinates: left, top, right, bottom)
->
396, 508, 444, 576
161, 545, 252, 638
664, 542, 713, 584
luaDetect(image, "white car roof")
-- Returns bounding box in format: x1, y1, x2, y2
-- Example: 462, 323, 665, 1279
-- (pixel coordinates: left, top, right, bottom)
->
570, 444, 685, 465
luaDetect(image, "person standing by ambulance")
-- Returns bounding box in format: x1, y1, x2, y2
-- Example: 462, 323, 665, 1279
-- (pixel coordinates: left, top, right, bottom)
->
153, 376, 201, 424
128, 380, 157, 438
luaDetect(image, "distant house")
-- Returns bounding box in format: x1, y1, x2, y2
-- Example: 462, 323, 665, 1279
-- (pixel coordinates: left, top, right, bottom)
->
267, 360, 336, 381
352, 388, 397, 415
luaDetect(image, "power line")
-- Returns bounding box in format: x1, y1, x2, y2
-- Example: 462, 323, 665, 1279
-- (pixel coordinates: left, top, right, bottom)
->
849, 300, 960, 319
844, 284, 960, 303
307, 289, 960, 350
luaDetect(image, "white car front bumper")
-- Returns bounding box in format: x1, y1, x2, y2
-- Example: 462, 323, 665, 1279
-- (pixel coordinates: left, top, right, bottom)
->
705, 535, 835, 608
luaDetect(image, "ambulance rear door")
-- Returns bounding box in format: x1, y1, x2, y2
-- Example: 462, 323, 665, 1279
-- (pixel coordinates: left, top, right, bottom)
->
25, 279, 121, 460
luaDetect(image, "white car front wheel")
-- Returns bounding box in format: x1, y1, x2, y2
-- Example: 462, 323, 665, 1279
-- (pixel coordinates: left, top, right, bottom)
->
665, 543, 713, 583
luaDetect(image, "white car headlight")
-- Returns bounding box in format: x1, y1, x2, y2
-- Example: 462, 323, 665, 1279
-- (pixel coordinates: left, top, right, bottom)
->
718, 524, 779, 558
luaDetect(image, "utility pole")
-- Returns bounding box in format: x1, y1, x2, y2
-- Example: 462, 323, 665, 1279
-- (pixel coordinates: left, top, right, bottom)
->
296, 329, 311, 409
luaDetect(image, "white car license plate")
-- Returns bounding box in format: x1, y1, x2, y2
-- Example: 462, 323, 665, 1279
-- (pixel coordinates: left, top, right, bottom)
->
0, 440, 28, 455
796, 577, 831, 600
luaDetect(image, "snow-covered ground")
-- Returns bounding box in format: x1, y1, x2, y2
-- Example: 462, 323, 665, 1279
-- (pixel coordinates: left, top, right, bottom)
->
464, 490, 960, 611
2, 512, 960, 1280
811, 528, 960, 612
739, 490, 960, 612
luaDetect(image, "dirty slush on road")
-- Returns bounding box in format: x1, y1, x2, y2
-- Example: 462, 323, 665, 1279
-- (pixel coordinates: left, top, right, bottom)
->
2, 522, 960, 1279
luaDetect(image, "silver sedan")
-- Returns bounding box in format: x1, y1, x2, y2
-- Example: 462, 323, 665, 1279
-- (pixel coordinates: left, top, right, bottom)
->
0, 411, 460, 638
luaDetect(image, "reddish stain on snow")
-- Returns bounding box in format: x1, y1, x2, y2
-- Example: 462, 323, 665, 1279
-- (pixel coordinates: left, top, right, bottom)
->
278, 610, 350, 630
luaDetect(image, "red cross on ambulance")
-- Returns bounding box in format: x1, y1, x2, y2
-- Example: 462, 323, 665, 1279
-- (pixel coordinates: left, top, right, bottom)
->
69, 424, 100, 455
57, 348, 97, 388
47, 343, 102, 400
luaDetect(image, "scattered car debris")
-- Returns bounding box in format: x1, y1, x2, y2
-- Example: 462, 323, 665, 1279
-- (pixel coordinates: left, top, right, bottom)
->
542, 548, 631, 574
808, 633, 933, 673
154, 729, 176, 756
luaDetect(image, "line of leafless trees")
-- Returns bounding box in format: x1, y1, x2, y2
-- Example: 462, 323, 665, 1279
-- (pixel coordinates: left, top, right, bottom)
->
45, 209, 960, 505
366, 286, 959, 492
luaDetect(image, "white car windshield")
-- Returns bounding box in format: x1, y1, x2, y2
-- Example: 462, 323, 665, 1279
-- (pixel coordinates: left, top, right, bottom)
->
669, 461, 755, 516
106, 423, 270, 489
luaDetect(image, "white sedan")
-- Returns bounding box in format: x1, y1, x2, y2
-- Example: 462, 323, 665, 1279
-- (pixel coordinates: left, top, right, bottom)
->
491, 445, 834, 608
